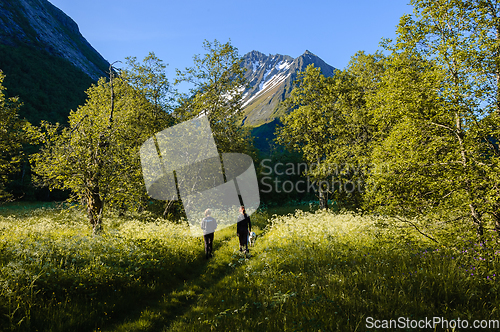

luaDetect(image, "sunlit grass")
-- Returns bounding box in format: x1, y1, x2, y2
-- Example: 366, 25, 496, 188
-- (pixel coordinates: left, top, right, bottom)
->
0, 206, 202, 331
0, 206, 498, 331
165, 210, 500, 332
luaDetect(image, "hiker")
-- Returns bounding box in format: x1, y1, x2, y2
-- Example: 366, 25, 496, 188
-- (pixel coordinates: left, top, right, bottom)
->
201, 209, 217, 259
236, 206, 252, 254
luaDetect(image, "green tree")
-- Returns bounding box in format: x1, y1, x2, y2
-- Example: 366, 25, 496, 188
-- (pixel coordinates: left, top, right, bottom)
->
122, 52, 180, 218
123, 52, 172, 115
276, 65, 336, 209
366, 0, 500, 241
176, 40, 252, 154
0, 71, 26, 201
31, 75, 171, 234
277, 54, 384, 210
323, 52, 385, 210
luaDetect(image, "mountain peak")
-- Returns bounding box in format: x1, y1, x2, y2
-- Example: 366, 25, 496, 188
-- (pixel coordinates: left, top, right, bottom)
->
247, 50, 265, 58
240, 50, 336, 127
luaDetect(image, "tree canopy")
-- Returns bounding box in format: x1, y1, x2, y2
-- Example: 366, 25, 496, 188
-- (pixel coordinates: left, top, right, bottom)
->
278, 0, 500, 242
0, 71, 26, 201
176, 40, 252, 155
29, 41, 252, 233
31, 75, 173, 234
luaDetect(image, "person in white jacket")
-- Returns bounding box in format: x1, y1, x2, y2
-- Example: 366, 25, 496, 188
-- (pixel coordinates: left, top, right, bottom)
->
201, 209, 217, 259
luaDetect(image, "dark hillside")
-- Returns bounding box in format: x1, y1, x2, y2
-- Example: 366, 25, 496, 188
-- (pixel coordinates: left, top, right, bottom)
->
0, 44, 95, 124
0, 0, 110, 124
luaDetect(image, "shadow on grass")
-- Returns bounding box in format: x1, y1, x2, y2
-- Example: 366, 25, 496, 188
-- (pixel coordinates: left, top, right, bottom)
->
26, 249, 207, 332
99, 232, 243, 332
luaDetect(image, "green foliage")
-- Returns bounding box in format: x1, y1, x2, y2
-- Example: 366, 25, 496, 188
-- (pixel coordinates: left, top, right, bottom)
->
276, 65, 336, 208
0, 207, 201, 331
176, 40, 253, 155
256, 149, 317, 205
365, 0, 500, 240
278, 0, 500, 241
165, 211, 499, 331
322, 52, 385, 209
277, 53, 385, 209
0, 45, 98, 201
277, 65, 334, 159
123, 52, 172, 114
30, 76, 174, 234
122, 209, 499, 332
0, 205, 498, 331
365, 54, 462, 216
0, 71, 26, 201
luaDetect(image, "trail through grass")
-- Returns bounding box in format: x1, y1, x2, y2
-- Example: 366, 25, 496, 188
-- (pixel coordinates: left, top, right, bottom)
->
0, 206, 499, 331
108, 210, 500, 332
102, 227, 252, 332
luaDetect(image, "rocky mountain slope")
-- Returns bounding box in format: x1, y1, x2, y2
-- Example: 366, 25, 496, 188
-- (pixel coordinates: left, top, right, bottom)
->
0, 0, 109, 124
240, 50, 336, 127
0, 0, 108, 80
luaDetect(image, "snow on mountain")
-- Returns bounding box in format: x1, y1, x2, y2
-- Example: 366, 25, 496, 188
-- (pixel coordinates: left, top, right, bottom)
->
240, 50, 336, 127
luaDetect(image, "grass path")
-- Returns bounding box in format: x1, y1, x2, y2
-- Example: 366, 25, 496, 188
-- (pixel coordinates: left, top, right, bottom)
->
2, 206, 498, 331
102, 228, 251, 332
102, 210, 500, 332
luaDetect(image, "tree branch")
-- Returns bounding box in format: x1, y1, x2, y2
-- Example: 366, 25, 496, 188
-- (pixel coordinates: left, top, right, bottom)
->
394, 215, 439, 243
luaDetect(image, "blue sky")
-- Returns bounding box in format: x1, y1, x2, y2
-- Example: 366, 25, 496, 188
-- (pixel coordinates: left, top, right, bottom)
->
48, 0, 413, 77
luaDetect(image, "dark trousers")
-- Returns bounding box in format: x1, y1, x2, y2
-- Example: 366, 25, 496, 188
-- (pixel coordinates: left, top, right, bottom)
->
204, 233, 214, 258
238, 231, 248, 252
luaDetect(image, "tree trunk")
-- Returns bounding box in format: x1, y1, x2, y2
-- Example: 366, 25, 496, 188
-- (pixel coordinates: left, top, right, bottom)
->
492, 212, 500, 241
163, 200, 174, 219
317, 156, 328, 210
470, 204, 485, 246
87, 189, 103, 235
496, 219, 500, 241
318, 184, 328, 210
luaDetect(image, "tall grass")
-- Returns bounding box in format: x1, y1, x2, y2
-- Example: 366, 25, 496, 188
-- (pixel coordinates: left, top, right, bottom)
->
166, 210, 500, 331
0, 207, 201, 331
0, 206, 498, 331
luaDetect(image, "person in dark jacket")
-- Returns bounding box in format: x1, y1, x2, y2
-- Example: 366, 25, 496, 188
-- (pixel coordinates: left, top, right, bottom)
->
236, 206, 252, 254
201, 209, 217, 259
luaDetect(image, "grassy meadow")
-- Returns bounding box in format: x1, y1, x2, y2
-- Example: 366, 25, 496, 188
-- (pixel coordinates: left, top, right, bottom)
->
0, 204, 499, 331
